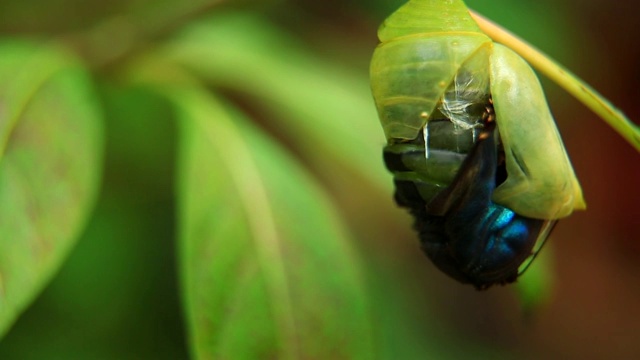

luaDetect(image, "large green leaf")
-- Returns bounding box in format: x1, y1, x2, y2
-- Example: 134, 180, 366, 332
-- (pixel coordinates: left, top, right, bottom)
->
174, 87, 374, 359
0, 41, 103, 338
0, 85, 185, 359
158, 12, 389, 191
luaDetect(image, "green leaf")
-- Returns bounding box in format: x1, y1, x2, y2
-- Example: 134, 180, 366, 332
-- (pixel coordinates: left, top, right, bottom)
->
0, 41, 103, 338
173, 88, 375, 359
157, 12, 389, 191
516, 245, 555, 314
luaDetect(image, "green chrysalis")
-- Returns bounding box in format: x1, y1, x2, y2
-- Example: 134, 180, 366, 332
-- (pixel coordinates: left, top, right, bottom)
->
371, 0, 586, 288
371, 0, 585, 220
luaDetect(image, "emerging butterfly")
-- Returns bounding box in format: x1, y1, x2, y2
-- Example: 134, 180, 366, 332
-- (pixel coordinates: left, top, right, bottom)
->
370, 0, 586, 289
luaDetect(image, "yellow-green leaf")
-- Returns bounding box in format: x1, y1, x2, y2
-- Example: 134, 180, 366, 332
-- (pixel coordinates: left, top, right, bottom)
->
173, 88, 374, 359
0, 41, 103, 338
159, 12, 389, 191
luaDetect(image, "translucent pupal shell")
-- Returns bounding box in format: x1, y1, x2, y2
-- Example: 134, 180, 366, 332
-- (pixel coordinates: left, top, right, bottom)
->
490, 44, 586, 218
370, 0, 586, 219
370, 0, 492, 140
376, 0, 481, 41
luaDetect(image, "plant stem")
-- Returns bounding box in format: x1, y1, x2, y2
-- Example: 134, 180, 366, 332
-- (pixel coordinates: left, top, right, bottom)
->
470, 11, 640, 153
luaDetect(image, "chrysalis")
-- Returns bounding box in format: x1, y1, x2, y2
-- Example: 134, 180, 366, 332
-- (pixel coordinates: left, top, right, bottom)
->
370, 0, 585, 289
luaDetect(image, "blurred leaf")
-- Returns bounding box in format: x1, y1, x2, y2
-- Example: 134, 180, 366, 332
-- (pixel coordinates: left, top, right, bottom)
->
516, 246, 555, 314
0, 196, 186, 360
0, 84, 185, 359
173, 87, 375, 359
158, 11, 389, 190
367, 265, 511, 360
0, 41, 103, 338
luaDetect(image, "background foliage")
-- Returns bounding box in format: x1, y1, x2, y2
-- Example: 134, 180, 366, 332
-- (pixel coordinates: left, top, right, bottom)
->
0, 0, 638, 358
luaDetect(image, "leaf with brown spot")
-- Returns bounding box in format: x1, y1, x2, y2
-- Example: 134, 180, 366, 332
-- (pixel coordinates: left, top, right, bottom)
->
0, 41, 103, 338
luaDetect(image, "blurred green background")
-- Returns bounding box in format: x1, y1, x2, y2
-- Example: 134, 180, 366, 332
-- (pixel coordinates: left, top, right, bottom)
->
0, 0, 639, 359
